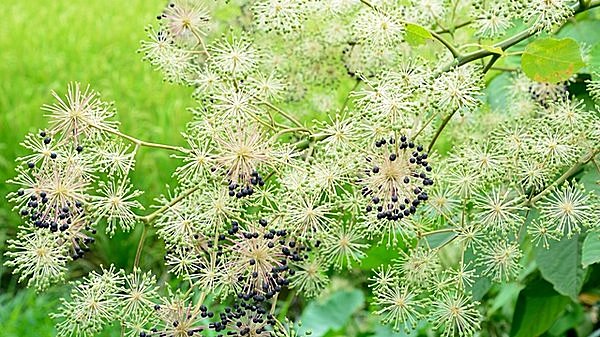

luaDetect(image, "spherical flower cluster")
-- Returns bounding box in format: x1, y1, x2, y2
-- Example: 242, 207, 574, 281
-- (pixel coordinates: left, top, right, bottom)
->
361, 136, 432, 222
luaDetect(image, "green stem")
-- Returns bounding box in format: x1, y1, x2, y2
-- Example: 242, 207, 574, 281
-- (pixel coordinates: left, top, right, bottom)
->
134, 225, 147, 268
359, 0, 374, 9
421, 227, 455, 237
340, 78, 361, 117
482, 54, 500, 74
259, 99, 305, 129
431, 31, 463, 58
527, 148, 599, 205
436, 20, 472, 34
457, 29, 530, 66
94, 125, 186, 153
427, 109, 457, 153
490, 66, 518, 72
413, 111, 438, 140
273, 127, 311, 139
139, 185, 201, 223
457, 0, 600, 67
276, 290, 296, 321
294, 134, 330, 150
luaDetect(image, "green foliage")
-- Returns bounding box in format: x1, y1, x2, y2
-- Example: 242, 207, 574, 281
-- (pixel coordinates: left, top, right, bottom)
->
521, 37, 585, 82
535, 235, 585, 301
358, 238, 406, 271
582, 230, 600, 267
298, 289, 365, 337
510, 278, 570, 337
0, 288, 61, 337
404, 24, 433, 46
590, 43, 600, 72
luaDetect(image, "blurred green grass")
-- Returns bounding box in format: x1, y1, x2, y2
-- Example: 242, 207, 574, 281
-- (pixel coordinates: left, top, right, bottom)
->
0, 0, 194, 335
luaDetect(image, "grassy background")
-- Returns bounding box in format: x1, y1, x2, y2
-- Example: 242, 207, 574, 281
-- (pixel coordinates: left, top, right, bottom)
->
0, 0, 194, 335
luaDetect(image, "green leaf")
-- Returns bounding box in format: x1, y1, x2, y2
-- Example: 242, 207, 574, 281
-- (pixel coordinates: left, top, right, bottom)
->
535, 235, 585, 301
404, 23, 433, 46
424, 231, 456, 249
589, 43, 600, 72
488, 283, 524, 316
521, 37, 585, 83
582, 230, 600, 268
548, 302, 585, 336
579, 166, 600, 194
299, 289, 365, 337
510, 278, 571, 337
359, 238, 404, 270
470, 276, 492, 301
372, 323, 419, 337
557, 19, 600, 45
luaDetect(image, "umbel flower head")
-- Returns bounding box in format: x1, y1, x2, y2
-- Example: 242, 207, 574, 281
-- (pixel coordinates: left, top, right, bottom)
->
221, 219, 305, 300
360, 135, 432, 222
214, 123, 275, 198
4, 229, 70, 291
42, 82, 117, 141
161, 0, 210, 42
147, 293, 209, 337
8, 144, 96, 260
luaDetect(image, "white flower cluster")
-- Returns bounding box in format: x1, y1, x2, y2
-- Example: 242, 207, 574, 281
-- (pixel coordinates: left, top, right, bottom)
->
4, 0, 600, 337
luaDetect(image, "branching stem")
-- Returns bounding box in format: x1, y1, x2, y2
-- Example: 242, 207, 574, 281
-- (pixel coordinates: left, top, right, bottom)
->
427, 109, 457, 153
93, 125, 186, 153
134, 225, 147, 268
258, 99, 305, 129
436, 20, 472, 34
359, 0, 463, 58
139, 185, 201, 224
526, 148, 599, 205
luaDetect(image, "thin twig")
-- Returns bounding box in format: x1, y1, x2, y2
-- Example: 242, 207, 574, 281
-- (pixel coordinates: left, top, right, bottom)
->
436, 20, 472, 34
139, 185, 201, 223
431, 31, 463, 58
526, 148, 599, 205
94, 125, 186, 153
134, 225, 147, 268
340, 78, 361, 118
427, 109, 457, 153
482, 54, 500, 74
258, 99, 305, 129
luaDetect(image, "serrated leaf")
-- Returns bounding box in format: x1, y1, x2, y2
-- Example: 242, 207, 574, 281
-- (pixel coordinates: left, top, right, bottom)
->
521, 37, 585, 83
582, 230, 600, 267
535, 234, 584, 301
299, 289, 364, 337
510, 278, 570, 337
405, 23, 433, 46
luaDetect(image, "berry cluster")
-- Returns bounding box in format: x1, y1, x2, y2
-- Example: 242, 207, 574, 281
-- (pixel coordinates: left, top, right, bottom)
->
361, 136, 432, 222
211, 301, 276, 337
143, 302, 211, 337
223, 219, 305, 300
227, 170, 265, 198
